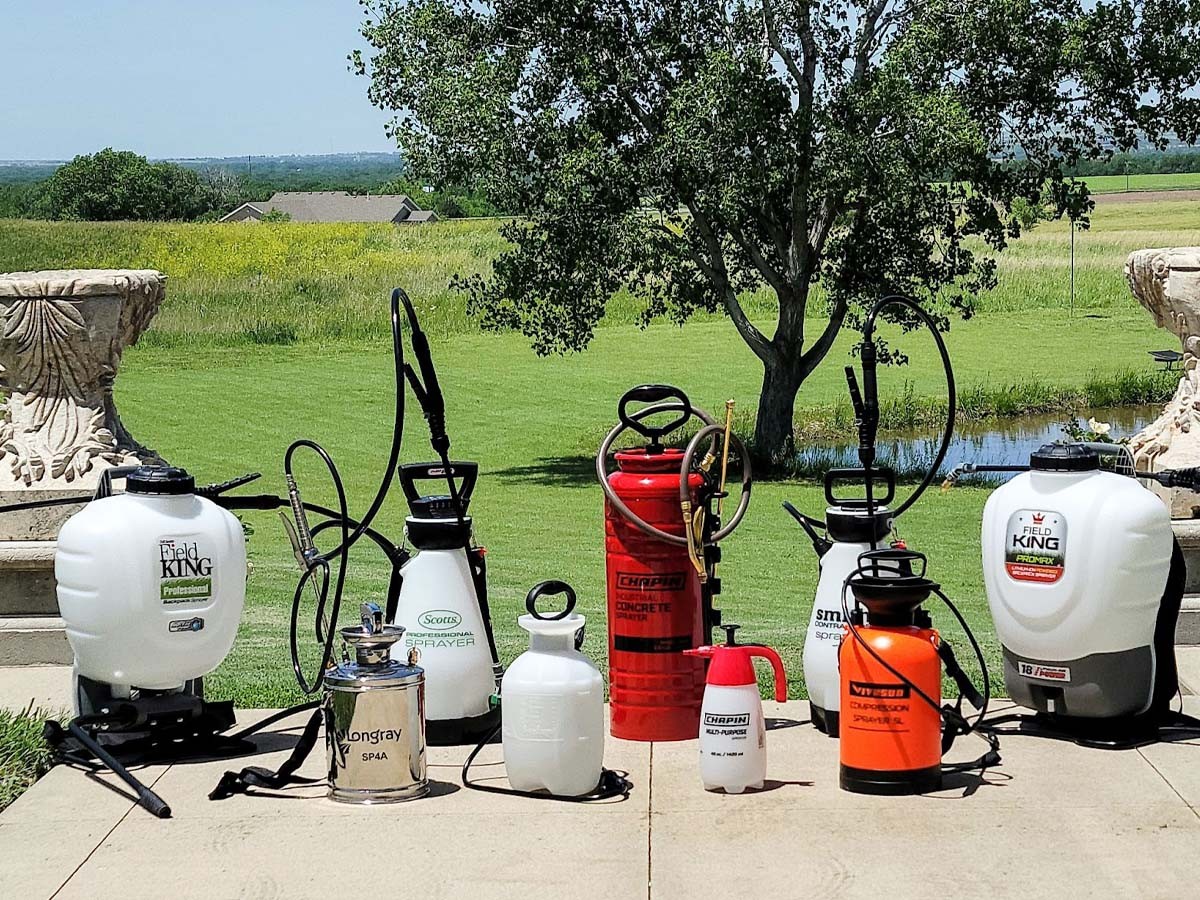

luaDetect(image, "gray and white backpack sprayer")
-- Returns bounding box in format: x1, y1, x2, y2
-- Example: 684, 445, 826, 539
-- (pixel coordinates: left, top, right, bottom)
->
460, 580, 632, 801
596, 385, 753, 741
948, 441, 1200, 747
5, 465, 257, 818
801, 295, 1000, 793
783, 293, 956, 738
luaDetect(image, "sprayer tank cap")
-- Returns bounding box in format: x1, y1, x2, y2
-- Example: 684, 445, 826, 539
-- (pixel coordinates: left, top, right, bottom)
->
518, 612, 586, 637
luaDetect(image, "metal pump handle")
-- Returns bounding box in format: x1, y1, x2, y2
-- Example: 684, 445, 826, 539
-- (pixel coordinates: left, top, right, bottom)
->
596, 400, 716, 546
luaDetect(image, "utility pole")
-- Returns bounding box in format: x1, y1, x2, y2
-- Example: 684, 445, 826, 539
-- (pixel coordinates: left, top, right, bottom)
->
1069, 219, 1076, 317
247, 154, 252, 181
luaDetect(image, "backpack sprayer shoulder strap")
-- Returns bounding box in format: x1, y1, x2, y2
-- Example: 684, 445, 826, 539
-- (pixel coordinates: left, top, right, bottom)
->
209, 701, 323, 801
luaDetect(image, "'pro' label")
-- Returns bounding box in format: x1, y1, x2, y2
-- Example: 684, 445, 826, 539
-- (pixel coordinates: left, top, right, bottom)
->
1004, 509, 1066, 584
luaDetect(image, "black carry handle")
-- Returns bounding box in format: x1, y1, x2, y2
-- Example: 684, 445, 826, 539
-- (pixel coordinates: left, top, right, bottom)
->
825, 467, 896, 507
618, 384, 692, 449
398, 461, 478, 507
857, 547, 928, 579
525, 580, 577, 620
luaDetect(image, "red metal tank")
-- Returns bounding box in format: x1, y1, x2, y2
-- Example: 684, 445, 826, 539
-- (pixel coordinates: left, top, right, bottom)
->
606, 447, 707, 741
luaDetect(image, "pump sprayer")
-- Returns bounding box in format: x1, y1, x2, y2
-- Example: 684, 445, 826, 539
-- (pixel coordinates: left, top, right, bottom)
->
685, 625, 787, 793
596, 384, 753, 741
785, 294, 956, 736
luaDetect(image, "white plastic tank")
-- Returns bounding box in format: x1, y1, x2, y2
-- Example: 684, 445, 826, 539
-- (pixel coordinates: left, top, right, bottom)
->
685, 625, 788, 793
982, 443, 1173, 717
501, 582, 604, 797
393, 529, 496, 723
55, 467, 246, 692
802, 506, 893, 736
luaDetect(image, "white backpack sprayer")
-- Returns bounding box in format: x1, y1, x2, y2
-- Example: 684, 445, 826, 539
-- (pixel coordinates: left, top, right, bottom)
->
950, 442, 1200, 747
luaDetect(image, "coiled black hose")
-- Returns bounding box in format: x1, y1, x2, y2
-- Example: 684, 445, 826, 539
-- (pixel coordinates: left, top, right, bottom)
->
282, 287, 409, 694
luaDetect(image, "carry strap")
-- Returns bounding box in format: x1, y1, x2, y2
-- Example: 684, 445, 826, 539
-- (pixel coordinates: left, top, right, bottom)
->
935, 639, 1002, 771
209, 705, 324, 800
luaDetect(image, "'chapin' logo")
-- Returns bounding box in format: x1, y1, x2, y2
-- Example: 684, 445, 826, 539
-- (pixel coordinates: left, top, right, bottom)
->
703, 713, 750, 727
616, 572, 687, 591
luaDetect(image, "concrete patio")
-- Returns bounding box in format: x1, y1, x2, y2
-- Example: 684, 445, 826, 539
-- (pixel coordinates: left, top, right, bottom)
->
2, 653, 1199, 900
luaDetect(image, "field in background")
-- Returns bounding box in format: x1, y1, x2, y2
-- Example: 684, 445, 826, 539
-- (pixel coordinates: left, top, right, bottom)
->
2, 199, 1198, 344
1083, 172, 1200, 193
0, 198, 1195, 705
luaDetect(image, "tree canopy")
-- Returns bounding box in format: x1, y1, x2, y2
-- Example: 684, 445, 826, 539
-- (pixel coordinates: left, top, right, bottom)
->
31, 149, 225, 222
357, 0, 1200, 463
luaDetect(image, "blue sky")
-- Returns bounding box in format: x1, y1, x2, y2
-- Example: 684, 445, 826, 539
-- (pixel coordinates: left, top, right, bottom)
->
1, 1, 396, 160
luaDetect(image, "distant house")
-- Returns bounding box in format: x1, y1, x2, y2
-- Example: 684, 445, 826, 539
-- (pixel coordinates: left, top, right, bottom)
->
220, 191, 439, 224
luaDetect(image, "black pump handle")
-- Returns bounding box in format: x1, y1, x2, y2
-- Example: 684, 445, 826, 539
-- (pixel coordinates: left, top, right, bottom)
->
525, 580, 577, 620
618, 384, 692, 445
398, 462, 478, 508
825, 467, 896, 507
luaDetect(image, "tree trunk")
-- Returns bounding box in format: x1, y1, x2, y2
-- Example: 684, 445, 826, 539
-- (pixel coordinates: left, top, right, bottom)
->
753, 356, 804, 468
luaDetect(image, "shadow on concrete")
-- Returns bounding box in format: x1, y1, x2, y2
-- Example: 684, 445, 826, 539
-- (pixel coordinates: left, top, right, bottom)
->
928, 767, 1013, 799
491, 455, 596, 487
766, 717, 807, 731
709, 779, 815, 795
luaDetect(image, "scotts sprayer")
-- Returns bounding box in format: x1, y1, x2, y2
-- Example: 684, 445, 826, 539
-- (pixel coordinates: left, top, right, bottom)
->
784, 294, 956, 738
839, 549, 999, 795
969, 441, 1200, 747
597, 384, 752, 741
461, 581, 632, 801
211, 286, 501, 799
389, 461, 499, 745
685, 625, 787, 794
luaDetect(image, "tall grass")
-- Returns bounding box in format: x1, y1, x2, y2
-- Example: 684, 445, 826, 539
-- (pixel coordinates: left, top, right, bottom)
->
4, 199, 1198, 346
0, 706, 57, 813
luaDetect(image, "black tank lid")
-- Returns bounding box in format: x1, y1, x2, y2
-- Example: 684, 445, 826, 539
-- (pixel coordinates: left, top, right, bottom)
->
1030, 442, 1099, 473
125, 466, 195, 495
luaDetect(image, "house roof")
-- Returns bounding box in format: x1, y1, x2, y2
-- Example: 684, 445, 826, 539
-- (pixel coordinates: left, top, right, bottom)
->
403, 209, 439, 223
257, 191, 417, 223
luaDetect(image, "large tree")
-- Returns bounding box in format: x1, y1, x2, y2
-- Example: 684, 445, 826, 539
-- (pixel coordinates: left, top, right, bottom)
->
33, 149, 219, 222
356, 0, 1200, 464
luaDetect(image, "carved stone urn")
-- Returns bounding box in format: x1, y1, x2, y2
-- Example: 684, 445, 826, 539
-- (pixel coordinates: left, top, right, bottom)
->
1126, 249, 1200, 643
0, 269, 166, 664
1126, 249, 1200, 517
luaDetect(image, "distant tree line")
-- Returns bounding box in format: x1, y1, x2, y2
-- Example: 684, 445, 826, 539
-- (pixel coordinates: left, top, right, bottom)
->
0, 148, 499, 221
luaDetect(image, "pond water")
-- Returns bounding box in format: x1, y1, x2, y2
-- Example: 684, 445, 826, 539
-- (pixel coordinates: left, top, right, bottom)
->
799, 405, 1159, 481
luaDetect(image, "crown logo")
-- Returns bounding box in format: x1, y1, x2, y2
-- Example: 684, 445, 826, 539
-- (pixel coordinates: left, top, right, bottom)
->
1032, 513, 1045, 524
